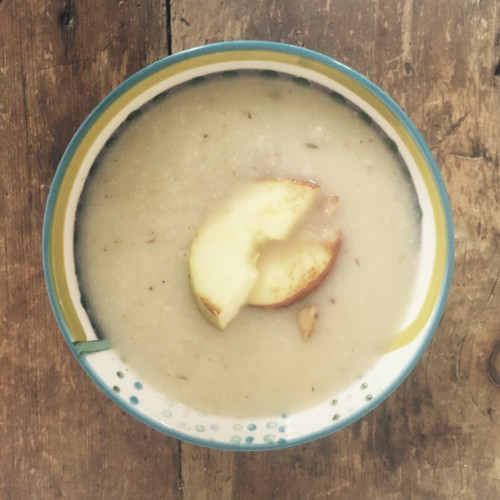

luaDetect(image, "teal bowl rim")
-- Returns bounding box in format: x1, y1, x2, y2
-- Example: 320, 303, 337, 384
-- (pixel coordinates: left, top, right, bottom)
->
42, 40, 455, 451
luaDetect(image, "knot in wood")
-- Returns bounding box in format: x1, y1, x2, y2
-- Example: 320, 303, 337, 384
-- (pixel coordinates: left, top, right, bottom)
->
59, 4, 77, 32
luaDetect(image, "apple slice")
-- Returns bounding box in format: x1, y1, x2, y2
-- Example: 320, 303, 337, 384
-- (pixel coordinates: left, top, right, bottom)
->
188, 179, 320, 330
247, 233, 341, 308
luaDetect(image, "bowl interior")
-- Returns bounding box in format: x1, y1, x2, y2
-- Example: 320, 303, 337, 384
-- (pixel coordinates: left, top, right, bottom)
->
43, 41, 454, 450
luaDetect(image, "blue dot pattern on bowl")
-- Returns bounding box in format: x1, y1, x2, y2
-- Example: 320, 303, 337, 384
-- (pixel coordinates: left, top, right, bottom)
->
103, 364, 386, 445
87, 350, 386, 449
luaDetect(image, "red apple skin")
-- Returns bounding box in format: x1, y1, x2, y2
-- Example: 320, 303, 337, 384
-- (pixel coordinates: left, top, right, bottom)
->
250, 236, 341, 309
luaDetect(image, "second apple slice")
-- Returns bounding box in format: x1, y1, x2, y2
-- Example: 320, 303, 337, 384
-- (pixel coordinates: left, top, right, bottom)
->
248, 234, 341, 308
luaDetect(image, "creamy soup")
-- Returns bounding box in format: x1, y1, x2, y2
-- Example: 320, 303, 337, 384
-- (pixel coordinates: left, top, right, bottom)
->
75, 73, 421, 417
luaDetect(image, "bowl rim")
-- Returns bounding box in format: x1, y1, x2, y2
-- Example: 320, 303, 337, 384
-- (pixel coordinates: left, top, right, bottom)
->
42, 40, 455, 450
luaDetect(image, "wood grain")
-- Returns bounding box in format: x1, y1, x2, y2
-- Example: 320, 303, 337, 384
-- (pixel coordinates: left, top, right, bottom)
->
1, 2, 180, 499
1, 0, 499, 498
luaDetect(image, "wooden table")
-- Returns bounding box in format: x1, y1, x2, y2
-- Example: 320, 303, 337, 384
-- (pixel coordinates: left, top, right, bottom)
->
2, 1, 499, 498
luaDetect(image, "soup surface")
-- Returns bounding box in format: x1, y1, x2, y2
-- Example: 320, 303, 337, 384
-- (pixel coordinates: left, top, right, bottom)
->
75, 73, 421, 417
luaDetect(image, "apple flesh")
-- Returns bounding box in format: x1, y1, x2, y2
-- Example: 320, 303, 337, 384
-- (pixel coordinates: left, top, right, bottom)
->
247, 233, 341, 308
188, 179, 320, 330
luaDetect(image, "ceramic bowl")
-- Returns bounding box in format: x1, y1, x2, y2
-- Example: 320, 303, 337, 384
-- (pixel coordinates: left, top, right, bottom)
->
43, 41, 454, 450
